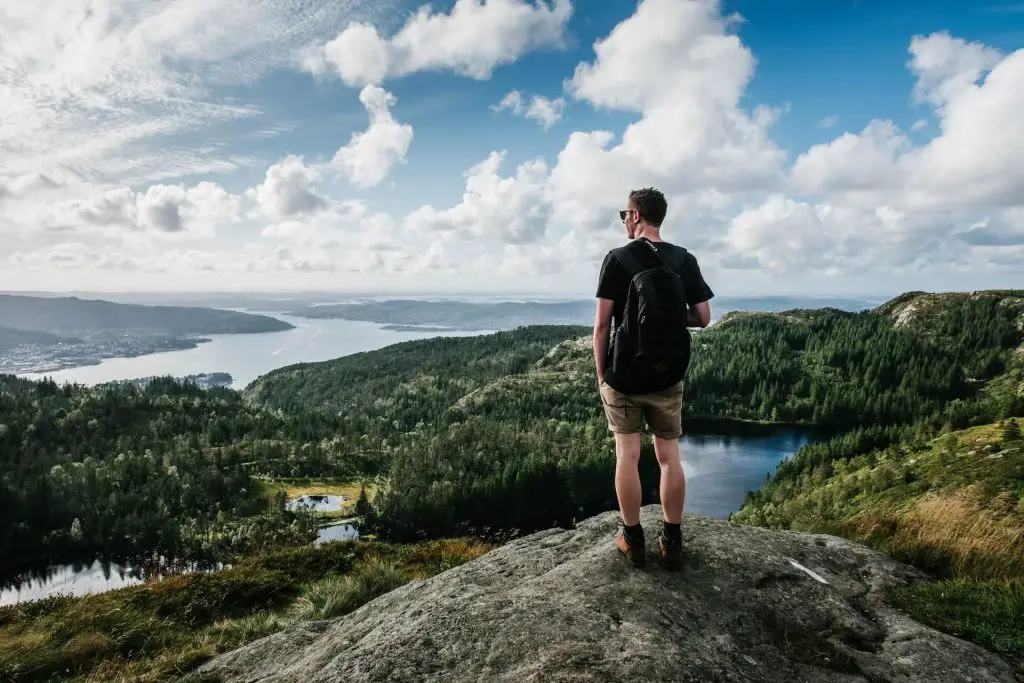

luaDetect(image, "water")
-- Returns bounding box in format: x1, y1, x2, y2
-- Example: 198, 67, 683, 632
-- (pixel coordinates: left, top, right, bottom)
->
0, 558, 226, 607
17, 314, 495, 390
679, 429, 814, 518
288, 495, 346, 512
316, 522, 360, 545
1, 429, 815, 606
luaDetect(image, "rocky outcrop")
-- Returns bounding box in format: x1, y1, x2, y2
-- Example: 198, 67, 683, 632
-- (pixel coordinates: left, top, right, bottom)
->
194, 506, 1017, 683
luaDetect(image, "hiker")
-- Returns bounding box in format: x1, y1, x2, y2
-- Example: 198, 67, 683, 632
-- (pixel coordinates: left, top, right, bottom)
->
593, 187, 714, 570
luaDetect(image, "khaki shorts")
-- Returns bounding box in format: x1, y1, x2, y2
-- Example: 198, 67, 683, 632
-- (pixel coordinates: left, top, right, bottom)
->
599, 380, 683, 440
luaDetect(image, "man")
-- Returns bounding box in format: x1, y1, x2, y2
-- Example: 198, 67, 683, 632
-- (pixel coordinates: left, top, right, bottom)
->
593, 187, 713, 570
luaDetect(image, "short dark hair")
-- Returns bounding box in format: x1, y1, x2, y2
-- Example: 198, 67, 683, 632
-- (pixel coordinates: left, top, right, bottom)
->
628, 187, 667, 227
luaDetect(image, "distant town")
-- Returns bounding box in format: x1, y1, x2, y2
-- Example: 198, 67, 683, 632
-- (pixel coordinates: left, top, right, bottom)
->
0, 333, 209, 375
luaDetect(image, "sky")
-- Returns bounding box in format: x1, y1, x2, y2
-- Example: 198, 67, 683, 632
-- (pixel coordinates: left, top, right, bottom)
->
1, 0, 1023, 298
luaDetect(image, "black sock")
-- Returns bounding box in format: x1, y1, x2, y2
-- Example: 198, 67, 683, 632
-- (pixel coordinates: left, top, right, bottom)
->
663, 522, 681, 543
623, 522, 644, 543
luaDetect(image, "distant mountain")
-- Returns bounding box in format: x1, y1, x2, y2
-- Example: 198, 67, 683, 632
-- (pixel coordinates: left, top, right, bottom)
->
0, 295, 295, 335
284, 295, 882, 330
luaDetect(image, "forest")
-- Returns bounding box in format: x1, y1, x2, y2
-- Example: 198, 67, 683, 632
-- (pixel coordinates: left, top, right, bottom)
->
0, 375, 368, 577
4, 290, 1019, 576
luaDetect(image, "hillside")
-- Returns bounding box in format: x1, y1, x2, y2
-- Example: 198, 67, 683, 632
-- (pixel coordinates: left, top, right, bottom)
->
250, 290, 1024, 429
0, 294, 293, 335
238, 290, 1024, 543
0, 326, 81, 350
734, 419, 1024, 580
0, 375, 356, 576
194, 506, 1019, 683
244, 324, 590, 419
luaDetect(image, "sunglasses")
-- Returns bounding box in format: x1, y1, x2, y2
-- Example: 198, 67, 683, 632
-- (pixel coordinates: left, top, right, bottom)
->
619, 209, 631, 222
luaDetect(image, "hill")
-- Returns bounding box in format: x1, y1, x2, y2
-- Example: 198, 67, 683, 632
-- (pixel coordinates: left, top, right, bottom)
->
733, 420, 1024, 581
0, 294, 295, 374
0, 326, 81, 350
194, 505, 1018, 683
0, 374, 358, 576
0, 294, 293, 335
249, 290, 1024, 429
240, 289, 1023, 543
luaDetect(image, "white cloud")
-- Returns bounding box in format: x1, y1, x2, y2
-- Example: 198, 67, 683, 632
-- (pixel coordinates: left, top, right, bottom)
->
45, 181, 239, 238
791, 32, 1024, 212
791, 120, 911, 196
260, 199, 396, 248
908, 32, 1003, 111
491, 90, 566, 129
330, 85, 413, 187
816, 115, 838, 129
246, 156, 330, 219
303, 0, 573, 86
406, 0, 786, 250
404, 151, 549, 244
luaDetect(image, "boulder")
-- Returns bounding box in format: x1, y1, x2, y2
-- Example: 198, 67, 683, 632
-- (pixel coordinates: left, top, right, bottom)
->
195, 505, 1017, 682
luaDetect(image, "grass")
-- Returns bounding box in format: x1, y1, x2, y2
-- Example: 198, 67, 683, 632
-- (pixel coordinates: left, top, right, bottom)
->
255, 477, 380, 518
736, 420, 1024, 675
890, 578, 1024, 675
0, 537, 492, 683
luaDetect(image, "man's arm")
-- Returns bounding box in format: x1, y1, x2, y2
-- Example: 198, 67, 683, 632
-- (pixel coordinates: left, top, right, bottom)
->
593, 297, 614, 383
686, 300, 711, 328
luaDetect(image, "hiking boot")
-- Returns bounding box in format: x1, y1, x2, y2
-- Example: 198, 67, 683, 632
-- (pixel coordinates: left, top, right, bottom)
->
659, 531, 683, 571
615, 529, 646, 568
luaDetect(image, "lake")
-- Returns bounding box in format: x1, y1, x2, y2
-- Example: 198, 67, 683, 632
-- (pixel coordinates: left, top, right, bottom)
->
0, 427, 817, 606
17, 313, 496, 390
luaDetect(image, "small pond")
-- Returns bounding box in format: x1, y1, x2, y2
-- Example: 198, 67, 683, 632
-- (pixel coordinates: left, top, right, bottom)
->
287, 494, 347, 512
0, 558, 226, 607
316, 521, 360, 545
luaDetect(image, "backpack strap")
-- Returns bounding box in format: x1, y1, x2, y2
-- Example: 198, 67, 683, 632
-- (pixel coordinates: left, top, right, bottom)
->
638, 238, 681, 273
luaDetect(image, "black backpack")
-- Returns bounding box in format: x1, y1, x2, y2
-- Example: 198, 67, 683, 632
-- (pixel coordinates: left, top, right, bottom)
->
609, 239, 691, 393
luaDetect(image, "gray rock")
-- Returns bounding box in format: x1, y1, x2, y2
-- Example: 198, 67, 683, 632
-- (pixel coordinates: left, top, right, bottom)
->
194, 506, 1017, 682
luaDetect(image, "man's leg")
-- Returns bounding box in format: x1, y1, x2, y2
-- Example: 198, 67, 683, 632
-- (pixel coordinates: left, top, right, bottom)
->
642, 382, 685, 569
614, 432, 643, 526
653, 436, 684, 524
599, 381, 646, 566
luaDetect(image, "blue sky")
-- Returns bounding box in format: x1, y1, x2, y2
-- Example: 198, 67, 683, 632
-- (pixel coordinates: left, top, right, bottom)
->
2, 0, 1023, 296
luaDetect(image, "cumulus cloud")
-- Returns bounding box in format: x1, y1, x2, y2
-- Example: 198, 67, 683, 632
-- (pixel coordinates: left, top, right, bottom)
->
246, 156, 329, 219
791, 32, 1024, 212
491, 90, 566, 129
404, 0, 786, 250
404, 151, 550, 243
302, 0, 573, 86
45, 181, 239, 238
330, 85, 414, 187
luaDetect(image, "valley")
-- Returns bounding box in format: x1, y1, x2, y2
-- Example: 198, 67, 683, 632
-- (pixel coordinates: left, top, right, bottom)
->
0, 288, 1021, 681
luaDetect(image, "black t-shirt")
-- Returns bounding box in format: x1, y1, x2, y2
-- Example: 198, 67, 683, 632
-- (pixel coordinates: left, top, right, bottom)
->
595, 238, 714, 388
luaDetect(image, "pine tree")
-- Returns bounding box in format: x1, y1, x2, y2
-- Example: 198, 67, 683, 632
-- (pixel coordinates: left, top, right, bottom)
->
355, 484, 371, 517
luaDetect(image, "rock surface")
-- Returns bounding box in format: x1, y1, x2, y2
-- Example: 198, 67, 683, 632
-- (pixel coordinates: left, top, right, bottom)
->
194, 506, 1017, 683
